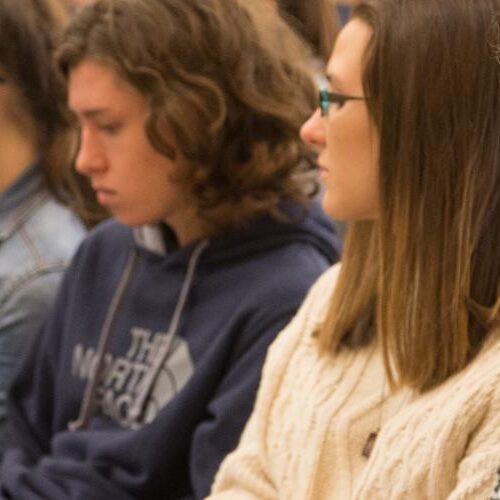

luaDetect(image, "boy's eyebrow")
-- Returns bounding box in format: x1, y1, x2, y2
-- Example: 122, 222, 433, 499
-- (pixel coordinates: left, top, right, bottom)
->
68, 108, 109, 119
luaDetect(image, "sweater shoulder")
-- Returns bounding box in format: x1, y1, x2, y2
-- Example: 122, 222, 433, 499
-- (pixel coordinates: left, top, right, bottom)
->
263, 263, 341, 372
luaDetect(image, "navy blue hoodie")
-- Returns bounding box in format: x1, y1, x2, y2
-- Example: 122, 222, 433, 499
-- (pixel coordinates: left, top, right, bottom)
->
0, 201, 340, 499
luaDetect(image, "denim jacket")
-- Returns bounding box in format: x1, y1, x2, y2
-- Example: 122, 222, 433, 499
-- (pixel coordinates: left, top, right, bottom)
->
0, 164, 86, 448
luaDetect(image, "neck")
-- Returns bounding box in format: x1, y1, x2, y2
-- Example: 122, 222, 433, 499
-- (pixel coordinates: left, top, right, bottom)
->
166, 209, 210, 247
0, 122, 38, 193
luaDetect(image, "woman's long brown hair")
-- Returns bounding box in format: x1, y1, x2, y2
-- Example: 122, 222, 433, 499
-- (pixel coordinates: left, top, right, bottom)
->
319, 0, 500, 392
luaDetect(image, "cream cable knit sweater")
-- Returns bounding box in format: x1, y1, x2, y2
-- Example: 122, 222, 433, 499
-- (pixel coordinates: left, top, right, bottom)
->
209, 264, 500, 500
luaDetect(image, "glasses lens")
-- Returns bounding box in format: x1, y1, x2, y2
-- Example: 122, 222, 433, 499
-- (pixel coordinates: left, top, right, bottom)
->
319, 89, 328, 116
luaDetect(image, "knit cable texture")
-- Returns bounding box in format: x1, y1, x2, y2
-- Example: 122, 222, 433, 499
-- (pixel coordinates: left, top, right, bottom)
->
209, 264, 500, 500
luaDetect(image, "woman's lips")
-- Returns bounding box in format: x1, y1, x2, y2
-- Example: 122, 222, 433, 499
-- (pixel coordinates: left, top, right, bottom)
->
93, 187, 117, 205
318, 164, 329, 179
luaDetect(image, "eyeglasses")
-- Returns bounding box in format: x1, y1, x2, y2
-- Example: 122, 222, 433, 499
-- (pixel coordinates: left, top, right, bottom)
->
319, 88, 366, 116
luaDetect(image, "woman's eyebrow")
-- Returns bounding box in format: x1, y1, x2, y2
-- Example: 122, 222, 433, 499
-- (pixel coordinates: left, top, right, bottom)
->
325, 72, 346, 92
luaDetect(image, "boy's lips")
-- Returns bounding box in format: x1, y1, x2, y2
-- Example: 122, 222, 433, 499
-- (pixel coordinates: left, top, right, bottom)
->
92, 184, 116, 194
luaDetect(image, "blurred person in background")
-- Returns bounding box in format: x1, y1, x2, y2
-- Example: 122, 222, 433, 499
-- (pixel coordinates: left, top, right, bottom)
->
0, 0, 340, 498
276, 0, 340, 65
0, 0, 104, 450
66, 0, 93, 13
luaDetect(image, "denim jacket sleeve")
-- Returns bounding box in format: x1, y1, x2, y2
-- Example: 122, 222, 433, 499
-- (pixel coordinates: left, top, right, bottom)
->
0, 166, 87, 455
0, 269, 65, 450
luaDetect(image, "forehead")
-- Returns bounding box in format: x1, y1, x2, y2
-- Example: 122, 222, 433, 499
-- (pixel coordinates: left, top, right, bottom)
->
326, 18, 372, 93
68, 59, 145, 113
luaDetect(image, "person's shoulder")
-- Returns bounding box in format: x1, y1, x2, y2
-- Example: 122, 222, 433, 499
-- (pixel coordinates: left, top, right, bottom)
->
0, 197, 85, 299
279, 200, 342, 263
265, 263, 341, 348
443, 329, 500, 419
72, 218, 134, 267
226, 202, 340, 304
0, 269, 62, 322
254, 264, 342, 390
298, 263, 342, 323
84, 218, 131, 245
311, 262, 342, 294
16, 196, 86, 266
233, 245, 339, 319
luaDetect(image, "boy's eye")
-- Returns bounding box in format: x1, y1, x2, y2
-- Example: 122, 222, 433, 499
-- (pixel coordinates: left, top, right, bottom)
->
98, 123, 122, 134
69, 115, 82, 131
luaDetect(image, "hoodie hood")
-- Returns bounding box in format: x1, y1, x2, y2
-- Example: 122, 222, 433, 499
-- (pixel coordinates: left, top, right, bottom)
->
132, 200, 340, 265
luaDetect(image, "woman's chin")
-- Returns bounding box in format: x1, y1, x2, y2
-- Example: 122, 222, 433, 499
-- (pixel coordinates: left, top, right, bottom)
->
321, 194, 379, 222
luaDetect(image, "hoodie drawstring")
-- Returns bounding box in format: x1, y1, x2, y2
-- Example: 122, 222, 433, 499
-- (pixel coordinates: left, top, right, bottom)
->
69, 239, 209, 431
129, 239, 209, 423
69, 250, 139, 431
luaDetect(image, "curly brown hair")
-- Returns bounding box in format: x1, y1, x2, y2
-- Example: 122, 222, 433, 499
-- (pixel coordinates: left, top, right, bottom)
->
58, 0, 319, 233
277, 0, 340, 63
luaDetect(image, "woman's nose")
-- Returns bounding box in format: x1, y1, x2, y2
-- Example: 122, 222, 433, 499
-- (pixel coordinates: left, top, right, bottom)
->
300, 108, 326, 148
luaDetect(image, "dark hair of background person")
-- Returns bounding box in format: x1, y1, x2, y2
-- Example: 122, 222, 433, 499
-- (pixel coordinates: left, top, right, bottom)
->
276, 0, 340, 62
318, 0, 500, 391
57, 0, 319, 235
0, 0, 107, 228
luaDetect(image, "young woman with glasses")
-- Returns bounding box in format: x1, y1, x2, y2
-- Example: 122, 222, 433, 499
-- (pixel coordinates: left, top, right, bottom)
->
210, 0, 500, 498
